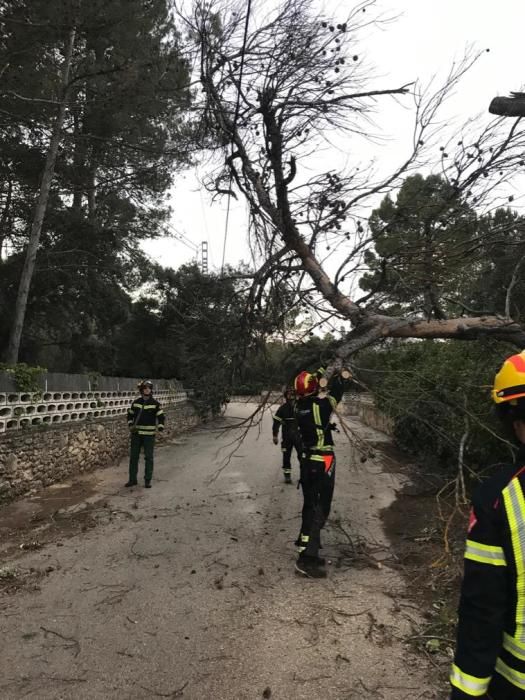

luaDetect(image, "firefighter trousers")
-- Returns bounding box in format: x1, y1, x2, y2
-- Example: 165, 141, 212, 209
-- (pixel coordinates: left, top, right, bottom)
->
282, 436, 302, 475
298, 454, 336, 558
129, 433, 155, 482
485, 672, 524, 699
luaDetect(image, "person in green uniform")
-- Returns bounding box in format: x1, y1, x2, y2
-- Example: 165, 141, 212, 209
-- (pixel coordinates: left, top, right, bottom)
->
125, 380, 165, 488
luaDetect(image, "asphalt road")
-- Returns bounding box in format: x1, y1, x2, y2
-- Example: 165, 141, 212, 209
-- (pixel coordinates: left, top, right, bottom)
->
0, 402, 438, 699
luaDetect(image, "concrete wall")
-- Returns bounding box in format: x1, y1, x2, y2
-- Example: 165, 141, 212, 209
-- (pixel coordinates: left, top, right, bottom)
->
0, 371, 185, 393
0, 372, 187, 435
342, 394, 394, 436
229, 392, 394, 437
0, 387, 188, 435
0, 400, 200, 504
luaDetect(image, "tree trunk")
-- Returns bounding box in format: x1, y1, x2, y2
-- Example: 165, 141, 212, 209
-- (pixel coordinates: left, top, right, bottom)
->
0, 178, 13, 259
87, 161, 97, 226
71, 101, 87, 215
4, 28, 76, 364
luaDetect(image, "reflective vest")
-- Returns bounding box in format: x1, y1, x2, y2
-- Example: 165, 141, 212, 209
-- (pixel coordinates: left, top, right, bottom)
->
451, 448, 525, 698
295, 377, 345, 453
127, 395, 165, 436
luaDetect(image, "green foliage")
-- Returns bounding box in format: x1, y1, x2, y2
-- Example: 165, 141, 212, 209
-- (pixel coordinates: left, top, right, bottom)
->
230, 334, 339, 395
114, 264, 254, 414
354, 173, 525, 477
0, 363, 46, 393
0, 0, 194, 367
461, 208, 525, 318
356, 340, 516, 473
360, 174, 477, 319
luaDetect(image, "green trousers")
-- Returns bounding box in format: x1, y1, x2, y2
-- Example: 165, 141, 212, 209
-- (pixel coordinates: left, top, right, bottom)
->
129, 433, 155, 482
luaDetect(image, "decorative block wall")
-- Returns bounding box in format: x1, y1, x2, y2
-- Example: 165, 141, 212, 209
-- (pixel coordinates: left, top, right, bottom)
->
0, 398, 200, 504
0, 387, 188, 434
0, 373, 202, 503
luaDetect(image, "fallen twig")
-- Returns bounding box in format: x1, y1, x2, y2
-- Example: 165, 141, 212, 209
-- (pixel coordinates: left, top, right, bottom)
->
39, 626, 80, 657
137, 681, 188, 698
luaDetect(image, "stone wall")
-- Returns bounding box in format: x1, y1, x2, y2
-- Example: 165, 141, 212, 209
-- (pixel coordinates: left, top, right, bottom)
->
343, 394, 394, 436
0, 401, 200, 504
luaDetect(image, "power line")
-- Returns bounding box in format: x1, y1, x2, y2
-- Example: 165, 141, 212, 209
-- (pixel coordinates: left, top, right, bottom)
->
166, 223, 199, 254
220, 0, 252, 275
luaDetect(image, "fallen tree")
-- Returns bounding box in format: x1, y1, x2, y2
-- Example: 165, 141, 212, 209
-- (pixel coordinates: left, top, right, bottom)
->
182, 0, 525, 375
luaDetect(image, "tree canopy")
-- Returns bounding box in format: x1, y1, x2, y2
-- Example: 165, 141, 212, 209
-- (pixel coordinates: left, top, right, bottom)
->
188, 0, 525, 375
0, 0, 193, 363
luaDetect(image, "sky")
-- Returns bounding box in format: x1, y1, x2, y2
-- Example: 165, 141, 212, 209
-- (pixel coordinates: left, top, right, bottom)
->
143, 0, 525, 274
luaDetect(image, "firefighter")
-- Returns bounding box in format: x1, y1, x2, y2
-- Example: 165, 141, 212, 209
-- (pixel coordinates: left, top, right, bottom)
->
125, 380, 165, 488
450, 350, 525, 698
272, 388, 302, 484
294, 367, 348, 578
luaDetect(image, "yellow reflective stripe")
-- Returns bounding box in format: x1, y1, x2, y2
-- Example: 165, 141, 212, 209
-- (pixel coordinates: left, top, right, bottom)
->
503, 479, 525, 643
142, 405, 157, 410
328, 395, 337, 408
465, 552, 506, 566
312, 403, 324, 448
504, 633, 525, 661
317, 367, 326, 375
464, 540, 506, 566
450, 664, 491, 696
274, 416, 283, 423
132, 403, 143, 409
466, 540, 505, 553
301, 535, 309, 543
156, 410, 164, 416
496, 657, 525, 689
308, 455, 325, 462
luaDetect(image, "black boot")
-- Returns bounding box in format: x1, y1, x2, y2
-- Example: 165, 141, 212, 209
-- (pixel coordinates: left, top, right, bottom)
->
295, 554, 327, 578
284, 472, 292, 484
125, 480, 138, 487
145, 480, 152, 488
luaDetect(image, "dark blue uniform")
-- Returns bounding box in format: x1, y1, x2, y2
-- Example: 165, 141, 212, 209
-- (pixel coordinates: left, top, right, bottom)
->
273, 399, 301, 479
451, 446, 525, 698
295, 376, 345, 559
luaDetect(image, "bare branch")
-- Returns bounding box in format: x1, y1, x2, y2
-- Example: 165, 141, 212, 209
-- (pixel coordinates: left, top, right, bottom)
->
505, 253, 525, 319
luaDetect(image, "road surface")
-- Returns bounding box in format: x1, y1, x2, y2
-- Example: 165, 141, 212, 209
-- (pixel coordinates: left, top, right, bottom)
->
0, 402, 438, 699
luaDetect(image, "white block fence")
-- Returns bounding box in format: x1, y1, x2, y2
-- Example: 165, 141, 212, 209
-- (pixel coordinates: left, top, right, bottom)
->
0, 381, 189, 434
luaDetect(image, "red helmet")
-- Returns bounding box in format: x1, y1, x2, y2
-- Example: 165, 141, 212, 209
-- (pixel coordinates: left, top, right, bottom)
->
294, 371, 319, 397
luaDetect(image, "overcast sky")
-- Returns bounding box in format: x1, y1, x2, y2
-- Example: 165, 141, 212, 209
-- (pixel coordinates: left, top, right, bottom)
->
143, 0, 524, 273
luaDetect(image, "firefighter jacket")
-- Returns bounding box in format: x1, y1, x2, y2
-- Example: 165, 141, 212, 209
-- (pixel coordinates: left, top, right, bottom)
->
295, 376, 345, 454
272, 400, 299, 442
127, 395, 165, 436
451, 446, 525, 698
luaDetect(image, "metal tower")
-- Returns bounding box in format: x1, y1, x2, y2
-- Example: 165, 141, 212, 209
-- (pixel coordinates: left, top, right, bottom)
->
201, 241, 208, 274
